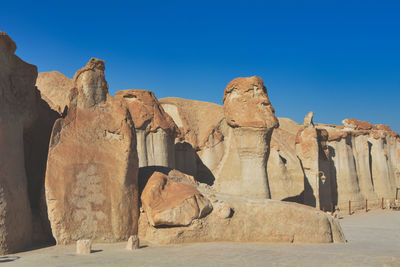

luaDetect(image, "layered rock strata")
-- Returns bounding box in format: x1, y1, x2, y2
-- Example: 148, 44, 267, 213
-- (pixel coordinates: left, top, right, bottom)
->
295, 116, 400, 211
223, 77, 279, 199
115, 90, 178, 169
45, 58, 139, 244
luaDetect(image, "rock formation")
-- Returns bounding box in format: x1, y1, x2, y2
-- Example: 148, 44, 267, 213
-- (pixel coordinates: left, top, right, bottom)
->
45, 58, 139, 244
139, 169, 346, 244
267, 118, 304, 201
36, 71, 72, 114
0, 32, 58, 254
223, 76, 279, 198
295, 116, 400, 211
160, 97, 226, 183
115, 90, 178, 169
295, 112, 328, 209
141, 171, 212, 227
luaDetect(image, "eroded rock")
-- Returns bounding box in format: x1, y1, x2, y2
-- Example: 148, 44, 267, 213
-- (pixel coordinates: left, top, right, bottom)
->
45, 58, 139, 244
116, 90, 178, 168
141, 171, 212, 227
223, 76, 279, 199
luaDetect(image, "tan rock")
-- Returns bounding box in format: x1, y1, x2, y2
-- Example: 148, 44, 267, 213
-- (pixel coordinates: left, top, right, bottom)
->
116, 90, 178, 168
141, 172, 212, 227
36, 71, 72, 114
268, 121, 304, 201
295, 113, 320, 208
139, 193, 346, 244
223, 76, 278, 129
126, 235, 139, 250
45, 58, 139, 244
342, 118, 373, 130
76, 239, 92, 254
223, 76, 278, 199
303, 111, 315, 127
160, 97, 303, 201
0, 31, 34, 254
0, 31, 59, 254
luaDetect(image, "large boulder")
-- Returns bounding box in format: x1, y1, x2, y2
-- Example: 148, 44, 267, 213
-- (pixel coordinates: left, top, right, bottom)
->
141, 171, 212, 227
115, 90, 178, 168
45, 58, 139, 244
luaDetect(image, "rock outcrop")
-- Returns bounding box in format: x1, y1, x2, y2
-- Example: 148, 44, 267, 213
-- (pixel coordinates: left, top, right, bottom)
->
36, 71, 72, 114
223, 76, 279, 199
0, 32, 58, 254
295, 116, 400, 211
295, 112, 329, 209
141, 171, 212, 227
160, 97, 303, 201
45, 58, 139, 244
115, 90, 178, 169
139, 171, 346, 244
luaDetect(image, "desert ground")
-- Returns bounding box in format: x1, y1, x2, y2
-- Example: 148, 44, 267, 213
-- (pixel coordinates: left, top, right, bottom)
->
1, 210, 399, 267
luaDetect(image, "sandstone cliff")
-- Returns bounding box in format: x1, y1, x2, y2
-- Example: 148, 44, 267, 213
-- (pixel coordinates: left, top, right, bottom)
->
0, 32, 58, 254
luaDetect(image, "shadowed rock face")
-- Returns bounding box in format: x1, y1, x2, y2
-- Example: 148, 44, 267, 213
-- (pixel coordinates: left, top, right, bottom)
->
0, 31, 34, 254
115, 90, 178, 168
295, 112, 320, 208
45, 58, 139, 245
36, 71, 72, 114
0, 32, 58, 254
223, 76, 279, 199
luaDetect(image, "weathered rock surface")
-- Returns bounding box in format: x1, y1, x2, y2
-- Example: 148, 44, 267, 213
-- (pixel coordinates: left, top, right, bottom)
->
295, 112, 326, 209
160, 97, 226, 183
116, 90, 178, 168
223, 76, 279, 199
139, 182, 346, 244
0, 32, 58, 254
141, 171, 212, 227
297, 117, 400, 211
160, 97, 305, 201
36, 71, 72, 114
45, 58, 139, 244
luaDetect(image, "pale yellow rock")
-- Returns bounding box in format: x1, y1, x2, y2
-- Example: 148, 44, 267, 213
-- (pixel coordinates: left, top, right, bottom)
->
139, 194, 346, 244
76, 239, 92, 254
126, 235, 139, 250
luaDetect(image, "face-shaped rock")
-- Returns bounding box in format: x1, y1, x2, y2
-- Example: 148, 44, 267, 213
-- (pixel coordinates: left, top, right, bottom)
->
73, 58, 108, 109
223, 76, 278, 129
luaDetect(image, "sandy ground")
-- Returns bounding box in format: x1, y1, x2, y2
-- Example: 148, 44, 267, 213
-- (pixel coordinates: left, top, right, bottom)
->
1, 210, 400, 267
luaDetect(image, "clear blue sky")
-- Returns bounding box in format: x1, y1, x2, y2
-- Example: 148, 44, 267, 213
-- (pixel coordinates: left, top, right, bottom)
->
2, 0, 399, 132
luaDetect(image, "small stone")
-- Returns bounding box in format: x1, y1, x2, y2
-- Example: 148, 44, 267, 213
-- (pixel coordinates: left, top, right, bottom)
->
76, 239, 92, 254
214, 202, 232, 219
126, 235, 139, 250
